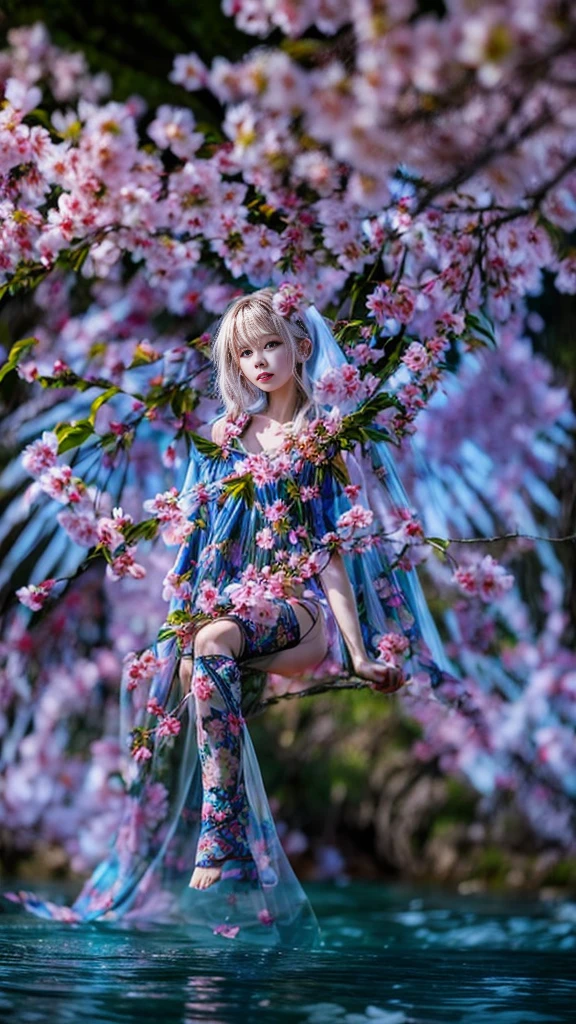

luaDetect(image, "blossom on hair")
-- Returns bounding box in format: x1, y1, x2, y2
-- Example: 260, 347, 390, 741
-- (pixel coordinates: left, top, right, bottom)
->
271, 281, 306, 318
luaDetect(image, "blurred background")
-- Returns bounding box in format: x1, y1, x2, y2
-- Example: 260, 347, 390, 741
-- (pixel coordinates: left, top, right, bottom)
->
0, 0, 575, 898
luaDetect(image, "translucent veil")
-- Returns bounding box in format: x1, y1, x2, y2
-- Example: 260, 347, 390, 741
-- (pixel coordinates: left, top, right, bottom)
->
3, 301, 461, 946
303, 304, 460, 690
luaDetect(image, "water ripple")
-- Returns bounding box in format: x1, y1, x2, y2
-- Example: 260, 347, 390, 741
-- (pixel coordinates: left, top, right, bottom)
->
1, 882, 574, 1023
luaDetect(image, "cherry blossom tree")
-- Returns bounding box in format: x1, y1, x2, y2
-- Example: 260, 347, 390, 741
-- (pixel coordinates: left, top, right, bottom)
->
1, 4, 575, 877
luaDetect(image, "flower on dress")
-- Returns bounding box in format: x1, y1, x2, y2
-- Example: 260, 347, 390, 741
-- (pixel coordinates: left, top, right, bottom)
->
197, 580, 221, 614
256, 526, 275, 549
193, 673, 215, 701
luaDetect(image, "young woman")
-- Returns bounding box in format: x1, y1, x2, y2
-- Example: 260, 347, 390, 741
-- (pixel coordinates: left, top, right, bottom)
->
179, 289, 405, 893
5, 288, 460, 947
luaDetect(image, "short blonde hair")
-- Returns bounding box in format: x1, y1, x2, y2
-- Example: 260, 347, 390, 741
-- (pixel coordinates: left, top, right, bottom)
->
211, 286, 319, 431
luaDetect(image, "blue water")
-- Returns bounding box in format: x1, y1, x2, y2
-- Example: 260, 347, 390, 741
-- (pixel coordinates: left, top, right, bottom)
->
1, 880, 575, 1023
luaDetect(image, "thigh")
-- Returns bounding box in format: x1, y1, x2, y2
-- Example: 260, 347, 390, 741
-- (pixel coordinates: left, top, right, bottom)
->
242, 598, 329, 677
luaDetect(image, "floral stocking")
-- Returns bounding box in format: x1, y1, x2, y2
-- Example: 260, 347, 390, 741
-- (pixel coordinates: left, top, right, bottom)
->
191, 653, 253, 870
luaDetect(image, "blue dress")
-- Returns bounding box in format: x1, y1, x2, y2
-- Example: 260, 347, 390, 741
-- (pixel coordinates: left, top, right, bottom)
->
3, 410, 461, 947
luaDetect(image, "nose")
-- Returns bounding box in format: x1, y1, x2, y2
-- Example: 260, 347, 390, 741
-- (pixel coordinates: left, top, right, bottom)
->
254, 351, 267, 368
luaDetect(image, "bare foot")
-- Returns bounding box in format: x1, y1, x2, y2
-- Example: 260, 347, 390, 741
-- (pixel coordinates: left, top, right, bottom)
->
189, 864, 222, 890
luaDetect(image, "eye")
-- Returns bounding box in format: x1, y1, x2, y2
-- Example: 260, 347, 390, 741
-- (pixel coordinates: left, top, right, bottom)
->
239, 348, 251, 358
266, 340, 280, 349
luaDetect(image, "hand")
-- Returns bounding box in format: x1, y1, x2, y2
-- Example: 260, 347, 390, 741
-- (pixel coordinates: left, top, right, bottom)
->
351, 653, 406, 694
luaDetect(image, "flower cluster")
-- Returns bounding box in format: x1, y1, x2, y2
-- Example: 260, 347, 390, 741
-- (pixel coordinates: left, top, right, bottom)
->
16, 578, 57, 612
453, 554, 515, 603
142, 487, 196, 546
313, 364, 380, 411
123, 650, 164, 692
374, 631, 411, 669
2, 7, 576, 870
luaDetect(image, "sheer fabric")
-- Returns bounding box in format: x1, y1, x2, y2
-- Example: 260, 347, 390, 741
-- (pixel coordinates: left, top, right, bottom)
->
4, 409, 463, 945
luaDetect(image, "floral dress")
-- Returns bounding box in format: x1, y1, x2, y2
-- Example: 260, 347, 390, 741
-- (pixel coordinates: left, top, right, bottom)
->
3, 407, 462, 947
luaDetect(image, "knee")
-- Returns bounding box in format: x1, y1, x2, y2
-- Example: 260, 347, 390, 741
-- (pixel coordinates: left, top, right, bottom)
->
194, 619, 242, 659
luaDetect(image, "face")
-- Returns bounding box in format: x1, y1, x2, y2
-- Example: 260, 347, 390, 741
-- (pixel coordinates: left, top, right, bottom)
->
237, 332, 309, 392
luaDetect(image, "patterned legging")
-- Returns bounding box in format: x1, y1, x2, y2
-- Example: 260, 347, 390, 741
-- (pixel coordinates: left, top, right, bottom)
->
188, 598, 320, 870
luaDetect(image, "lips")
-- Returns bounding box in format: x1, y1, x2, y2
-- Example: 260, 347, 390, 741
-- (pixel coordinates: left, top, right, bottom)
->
257, 373, 273, 382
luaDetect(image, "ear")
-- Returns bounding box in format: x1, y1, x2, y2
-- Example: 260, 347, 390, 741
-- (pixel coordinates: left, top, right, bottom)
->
297, 337, 312, 362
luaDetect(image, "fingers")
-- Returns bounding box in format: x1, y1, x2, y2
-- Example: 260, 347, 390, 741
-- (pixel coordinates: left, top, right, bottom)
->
370, 666, 405, 694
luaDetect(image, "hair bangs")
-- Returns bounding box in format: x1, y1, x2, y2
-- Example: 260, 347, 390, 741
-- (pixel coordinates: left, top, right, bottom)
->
230, 301, 285, 360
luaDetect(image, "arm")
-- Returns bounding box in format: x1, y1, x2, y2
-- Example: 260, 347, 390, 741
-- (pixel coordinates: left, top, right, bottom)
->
319, 546, 405, 692
319, 550, 368, 665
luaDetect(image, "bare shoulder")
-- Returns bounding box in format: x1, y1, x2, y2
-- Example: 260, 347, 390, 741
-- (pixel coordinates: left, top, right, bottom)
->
210, 417, 228, 445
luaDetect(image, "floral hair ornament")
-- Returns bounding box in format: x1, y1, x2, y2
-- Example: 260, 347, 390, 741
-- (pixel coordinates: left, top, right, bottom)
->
272, 282, 312, 358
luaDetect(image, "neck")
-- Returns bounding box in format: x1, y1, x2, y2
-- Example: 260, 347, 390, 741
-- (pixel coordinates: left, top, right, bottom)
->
264, 377, 300, 424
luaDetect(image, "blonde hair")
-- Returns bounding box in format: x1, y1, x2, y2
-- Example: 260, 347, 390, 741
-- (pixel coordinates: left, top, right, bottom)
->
211, 286, 321, 434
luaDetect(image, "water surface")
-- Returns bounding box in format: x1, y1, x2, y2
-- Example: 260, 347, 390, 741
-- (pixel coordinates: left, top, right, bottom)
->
1, 880, 574, 1023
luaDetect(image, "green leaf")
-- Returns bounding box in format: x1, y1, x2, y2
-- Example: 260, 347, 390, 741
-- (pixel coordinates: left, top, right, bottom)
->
189, 431, 223, 458
55, 419, 94, 454
361, 425, 392, 443
222, 474, 255, 506
426, 536, 450, 549
122, 518, 160, 544
0, 336, 39, 383
166, 609, 193, 625
170, 387, 197, 419
37, 373, 92, 391
89, 386, 121, 424
128, 342, 161, 368
157, 626, 176, 643
465, 311, 497, 349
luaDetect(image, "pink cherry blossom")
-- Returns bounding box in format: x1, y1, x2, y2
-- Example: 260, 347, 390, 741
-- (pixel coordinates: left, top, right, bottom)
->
106, 548, 147, 581
16, 578, 57, 611
156, 715, 181, 738
21, 431, 59, 476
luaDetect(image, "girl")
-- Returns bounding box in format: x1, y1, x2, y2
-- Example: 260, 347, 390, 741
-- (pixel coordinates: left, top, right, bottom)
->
179, 288, 406, 892
5, 287, 460, 947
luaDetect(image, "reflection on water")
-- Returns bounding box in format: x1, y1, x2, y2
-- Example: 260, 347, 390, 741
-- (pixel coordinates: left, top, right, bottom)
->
0, 880, 574, 1023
